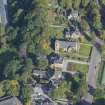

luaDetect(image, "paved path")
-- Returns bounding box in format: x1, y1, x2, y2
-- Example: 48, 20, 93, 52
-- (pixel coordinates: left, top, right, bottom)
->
49, 24, 66, 28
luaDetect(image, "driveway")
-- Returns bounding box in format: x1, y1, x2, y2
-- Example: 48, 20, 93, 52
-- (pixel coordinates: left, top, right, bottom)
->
87, 46, 101, 88
83, 46, 101, 104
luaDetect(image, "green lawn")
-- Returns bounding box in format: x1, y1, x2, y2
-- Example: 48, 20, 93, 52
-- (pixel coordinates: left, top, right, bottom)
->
67, 63, 89, 74
47, 27, 64, 38
102, 52, 105, 60
79, 44, 92, 57
0, 24, 5, 36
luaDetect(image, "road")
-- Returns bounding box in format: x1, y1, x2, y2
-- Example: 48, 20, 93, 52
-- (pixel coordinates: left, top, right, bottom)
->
87, 47, 101, 88
0, 0, 8, 25
83, 44, 101, 104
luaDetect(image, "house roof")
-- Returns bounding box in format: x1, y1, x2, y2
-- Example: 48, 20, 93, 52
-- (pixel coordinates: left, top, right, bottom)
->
33, 69, 47, 79
56, 40, 78, 49
0, 96, 22, 105
71, 10, 78, 17
0, 0, 7, 25
52, 0, 58, 4
50, 0, 58, 8
51, 70, 62, 79
51, 56, 63, 64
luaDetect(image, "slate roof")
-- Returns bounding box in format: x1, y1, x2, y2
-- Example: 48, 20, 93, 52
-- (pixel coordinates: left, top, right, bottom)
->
0, 96, 22, 105
51, 56, 63, 64
0, 0, 7, 25
71, 10, 78, 17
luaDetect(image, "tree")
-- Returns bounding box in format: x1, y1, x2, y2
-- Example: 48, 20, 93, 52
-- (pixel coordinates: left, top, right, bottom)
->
100, 30, 105, 41
39, 37, 52, 54
20, 85, 31, 104
81, 0, 90, 7
81, 19, 90, 33
94, 88, 105, 99
20, 58, 33, 83
7, 26, 19, 42
72, 0, 81, 9
2, 80, 20, 96
58, 0, 73, 9
91, 4, 102, 30
36, 59, 48, 69
102, 0, 105, 5
0, 24, 6, 48
3, 59, 21, 79
13, 8, 24, 24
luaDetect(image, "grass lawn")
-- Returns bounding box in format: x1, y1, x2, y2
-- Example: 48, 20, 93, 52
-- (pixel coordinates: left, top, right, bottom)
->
52, 81, 70, 100
59, 43, 92, 61
102, 52, 105, 60
47, 27, 64, 38
47, 9, 56, 24
0, 24, 5, 36
98, 61, 105, 85
67, 63, 89, 74
79, 43, 92, 57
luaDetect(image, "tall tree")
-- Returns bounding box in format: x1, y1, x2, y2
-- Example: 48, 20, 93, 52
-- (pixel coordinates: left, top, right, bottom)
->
81, 0, 90, 7
3, 60, 21, 79
20, 85, 31, 104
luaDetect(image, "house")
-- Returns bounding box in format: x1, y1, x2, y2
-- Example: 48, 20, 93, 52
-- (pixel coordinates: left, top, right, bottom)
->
64, 27, 82, 39
49, 69, 62, 88
50, 56, 64, 69
50, 70, 62, 80
68, 10, 79, 21
55, 40, 80, 53
64, 28, 71, 38
56, 8, 67, 16
71, 28, 82, 39
32, 69, 48, 79
0, 96, 22, 105
0, 0, 8, 26
48, 0, 58, 8
31, 84, 56, 105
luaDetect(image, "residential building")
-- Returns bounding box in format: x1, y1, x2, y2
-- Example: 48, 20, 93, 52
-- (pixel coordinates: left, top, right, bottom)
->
0, 0, 8, 26
55, 40, 80, 53
50, 70, 62, 80
71, 28, 82, 39
0, 96, 22, 105
64, 28, 71, 38
31, 84, 56, 105
48, 0, 58, 8
32, 69, 48, 79
68, 10, 80, 21
50, 56, 64, 69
